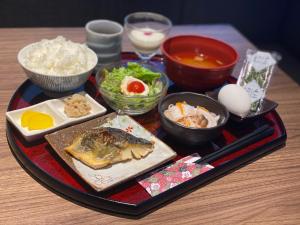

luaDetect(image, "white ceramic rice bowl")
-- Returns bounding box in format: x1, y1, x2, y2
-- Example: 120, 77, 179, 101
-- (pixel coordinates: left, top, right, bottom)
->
17, 43, 98, 92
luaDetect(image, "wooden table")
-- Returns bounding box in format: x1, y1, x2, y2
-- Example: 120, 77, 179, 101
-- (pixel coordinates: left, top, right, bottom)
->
0, 25, 299, 225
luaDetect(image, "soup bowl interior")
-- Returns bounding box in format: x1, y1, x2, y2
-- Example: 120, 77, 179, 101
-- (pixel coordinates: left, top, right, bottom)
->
163, 36, 238, 68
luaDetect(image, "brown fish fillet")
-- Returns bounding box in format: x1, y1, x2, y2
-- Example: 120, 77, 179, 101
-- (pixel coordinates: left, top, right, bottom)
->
65, 127, 154, 169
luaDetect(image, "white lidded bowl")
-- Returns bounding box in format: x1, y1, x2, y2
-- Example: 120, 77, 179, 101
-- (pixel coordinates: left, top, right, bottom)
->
17, 42, 98, 92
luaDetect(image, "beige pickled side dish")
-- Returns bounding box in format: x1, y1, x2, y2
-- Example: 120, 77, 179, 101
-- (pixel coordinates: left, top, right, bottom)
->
64, 94, 91, 118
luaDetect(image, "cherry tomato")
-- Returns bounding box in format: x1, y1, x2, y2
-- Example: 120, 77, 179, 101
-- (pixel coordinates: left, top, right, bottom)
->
127, 81, 145, 93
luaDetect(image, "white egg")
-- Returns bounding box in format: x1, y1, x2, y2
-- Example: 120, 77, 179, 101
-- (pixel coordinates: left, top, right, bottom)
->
218, 84, 251, 118
120, 76, 149, 96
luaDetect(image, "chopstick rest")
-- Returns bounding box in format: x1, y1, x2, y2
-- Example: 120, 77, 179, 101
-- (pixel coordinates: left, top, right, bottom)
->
138, 154, 214, 196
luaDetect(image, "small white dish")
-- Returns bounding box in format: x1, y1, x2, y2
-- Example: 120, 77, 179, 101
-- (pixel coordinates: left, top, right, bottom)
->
6, 92, 107, 141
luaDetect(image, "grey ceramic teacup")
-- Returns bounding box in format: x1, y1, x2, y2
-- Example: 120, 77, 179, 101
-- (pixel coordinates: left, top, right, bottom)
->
85, 20, 123, 67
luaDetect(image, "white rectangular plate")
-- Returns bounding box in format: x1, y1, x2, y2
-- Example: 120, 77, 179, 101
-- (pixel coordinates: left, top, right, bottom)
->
6, 92, 107, 141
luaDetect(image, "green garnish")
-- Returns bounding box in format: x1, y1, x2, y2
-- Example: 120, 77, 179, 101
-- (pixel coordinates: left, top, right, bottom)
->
99, 62, 163, 111
100, 62, 161, 95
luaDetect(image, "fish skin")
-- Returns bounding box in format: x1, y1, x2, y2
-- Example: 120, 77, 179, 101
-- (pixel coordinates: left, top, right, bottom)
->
82, 127, 153, 149
65, 127, 154, 169
98, 127, 152, 145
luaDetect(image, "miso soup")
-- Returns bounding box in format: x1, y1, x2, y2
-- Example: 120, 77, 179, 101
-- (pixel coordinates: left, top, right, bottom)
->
174, 52, 224, 68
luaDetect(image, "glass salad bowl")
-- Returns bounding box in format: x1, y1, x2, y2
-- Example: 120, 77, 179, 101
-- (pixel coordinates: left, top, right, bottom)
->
96, 62, 169, 115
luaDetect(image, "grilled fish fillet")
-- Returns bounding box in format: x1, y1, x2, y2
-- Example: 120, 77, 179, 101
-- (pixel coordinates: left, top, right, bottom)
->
65, 127, 154, 169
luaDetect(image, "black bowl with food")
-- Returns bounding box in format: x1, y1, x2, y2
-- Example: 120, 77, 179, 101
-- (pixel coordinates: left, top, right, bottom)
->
158, 92, 229, 145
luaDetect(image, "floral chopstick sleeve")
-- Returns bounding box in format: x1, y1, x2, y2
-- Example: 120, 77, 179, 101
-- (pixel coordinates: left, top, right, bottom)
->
138, 153, 214, 196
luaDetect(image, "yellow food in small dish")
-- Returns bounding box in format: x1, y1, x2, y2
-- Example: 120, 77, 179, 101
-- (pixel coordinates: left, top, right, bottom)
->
21, 110, 54, 130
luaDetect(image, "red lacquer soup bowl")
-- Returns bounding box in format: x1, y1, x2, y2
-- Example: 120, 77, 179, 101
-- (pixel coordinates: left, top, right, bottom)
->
161, 35, 239, 91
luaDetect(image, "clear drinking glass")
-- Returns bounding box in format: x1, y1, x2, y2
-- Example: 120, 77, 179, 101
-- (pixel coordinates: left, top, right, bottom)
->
124, 12, 172, 62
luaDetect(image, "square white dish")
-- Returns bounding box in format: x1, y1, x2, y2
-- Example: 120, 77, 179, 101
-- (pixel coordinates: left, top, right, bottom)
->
6, 92, 107, 141
45, 113, 177, 191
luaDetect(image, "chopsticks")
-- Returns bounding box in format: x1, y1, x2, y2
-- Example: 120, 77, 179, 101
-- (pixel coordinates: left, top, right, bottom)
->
195, 124, 274, 165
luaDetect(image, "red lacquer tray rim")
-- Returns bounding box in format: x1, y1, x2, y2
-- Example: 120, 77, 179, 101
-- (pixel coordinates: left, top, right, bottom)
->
6, 53, 287, 217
